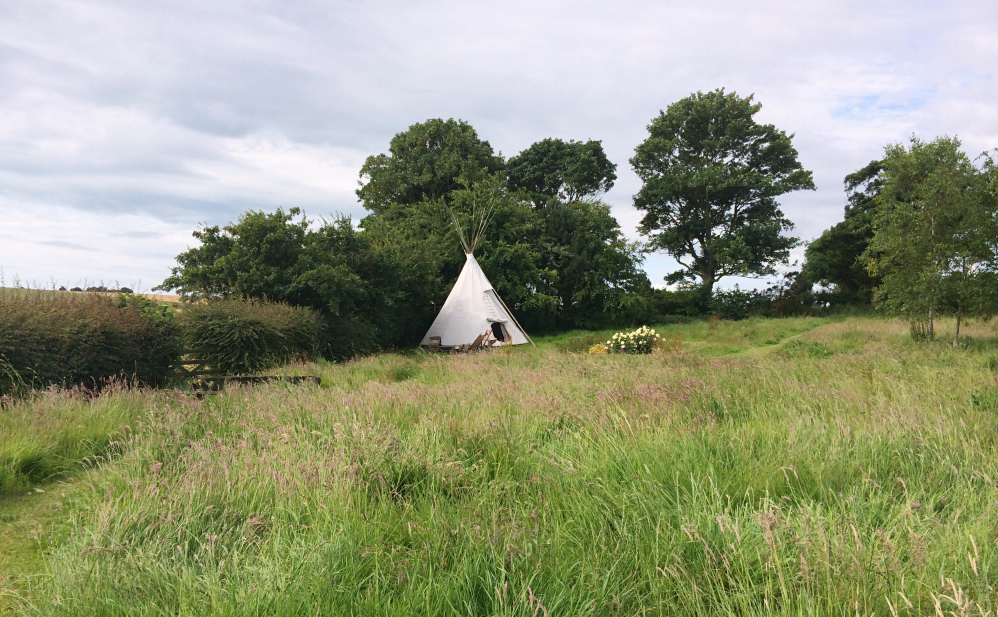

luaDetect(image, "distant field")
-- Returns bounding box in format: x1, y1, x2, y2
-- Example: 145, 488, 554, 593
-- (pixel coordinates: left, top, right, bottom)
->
2, 316, 997, 615
0, 287, 180, 305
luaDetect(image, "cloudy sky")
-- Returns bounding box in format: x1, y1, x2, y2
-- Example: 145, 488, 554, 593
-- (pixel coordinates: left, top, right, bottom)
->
1, 0, 996, 291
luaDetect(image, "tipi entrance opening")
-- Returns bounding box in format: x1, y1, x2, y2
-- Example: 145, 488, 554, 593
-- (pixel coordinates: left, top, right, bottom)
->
490, 321, 508, 342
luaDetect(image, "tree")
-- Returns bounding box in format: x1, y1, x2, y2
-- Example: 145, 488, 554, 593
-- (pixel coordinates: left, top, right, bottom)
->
506, 138, 617, 206
867, 137, 997, 343
362, 173, 561, 332
357, 118, 504, 215
538, 199, 651, 328
803, 160, 883, 304
156, 209, 438, 358
630, 89, 815, 301
157, 207, 308, 301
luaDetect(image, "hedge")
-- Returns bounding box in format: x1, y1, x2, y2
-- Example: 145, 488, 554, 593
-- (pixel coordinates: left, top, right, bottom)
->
179, 300, 324, 375
0, 291, 183, 396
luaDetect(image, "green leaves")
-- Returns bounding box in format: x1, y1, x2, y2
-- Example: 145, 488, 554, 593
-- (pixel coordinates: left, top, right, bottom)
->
866, 137, 998, 340
630, 89, 814, 294
156, 210, 439, 359
356, 118, 504, 215
506, 138, 617, 206
802, 160, 883, 305
180, 300, 324, 375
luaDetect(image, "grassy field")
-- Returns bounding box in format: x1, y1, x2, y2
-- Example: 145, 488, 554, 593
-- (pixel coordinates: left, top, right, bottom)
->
2, 316, 998, 615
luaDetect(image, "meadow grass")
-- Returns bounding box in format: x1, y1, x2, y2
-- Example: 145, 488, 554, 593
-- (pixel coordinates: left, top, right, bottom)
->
2, 316, 998, 615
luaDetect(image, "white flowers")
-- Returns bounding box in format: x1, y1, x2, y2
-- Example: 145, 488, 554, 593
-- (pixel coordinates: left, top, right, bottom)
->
607, 326, 658, 355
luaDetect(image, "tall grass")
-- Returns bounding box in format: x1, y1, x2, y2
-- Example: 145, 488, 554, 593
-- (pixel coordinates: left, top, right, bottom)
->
0, 384, 161, 495
4, 316, 998, 615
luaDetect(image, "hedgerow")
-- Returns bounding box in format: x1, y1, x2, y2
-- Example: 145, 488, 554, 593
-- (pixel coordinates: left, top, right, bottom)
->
179, 299, 325, 375
0, 290, 183, 397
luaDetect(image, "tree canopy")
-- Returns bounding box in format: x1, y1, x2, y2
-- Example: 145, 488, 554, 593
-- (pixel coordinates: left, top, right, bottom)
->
156, 209, 438, 358
866, 137, 998, 342
357, 122, 652, 333
803, 160, 883, 304
630, 89, 815, 298
357, 118, 504, 215
506, 138, 617, 206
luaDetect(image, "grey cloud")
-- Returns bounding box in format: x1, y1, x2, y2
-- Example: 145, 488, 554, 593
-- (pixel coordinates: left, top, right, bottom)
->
33, 240, 98, 252
0, 0, 995, 287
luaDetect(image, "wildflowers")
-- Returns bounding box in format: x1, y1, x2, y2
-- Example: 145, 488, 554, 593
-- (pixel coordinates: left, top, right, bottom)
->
604, 326, 659, 354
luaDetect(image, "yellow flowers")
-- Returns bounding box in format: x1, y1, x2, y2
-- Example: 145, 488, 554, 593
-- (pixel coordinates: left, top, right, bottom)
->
588, 343, 609, 355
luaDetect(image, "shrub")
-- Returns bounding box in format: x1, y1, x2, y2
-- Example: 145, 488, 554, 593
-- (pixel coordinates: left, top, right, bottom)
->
606, 326, 659, 354
711, 286, 769, 320
0, 290, 183, 396
180, 299, 324, 374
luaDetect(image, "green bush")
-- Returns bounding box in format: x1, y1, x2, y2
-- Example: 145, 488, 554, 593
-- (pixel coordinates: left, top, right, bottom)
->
0, 291, 183, 397
180, 300, 324, 374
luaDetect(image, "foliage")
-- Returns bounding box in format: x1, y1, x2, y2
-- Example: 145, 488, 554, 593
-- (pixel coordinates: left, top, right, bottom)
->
6, 317, 998, 615
506, 138, 617, 206
867, 137, 998, 342
356, 121, 652, 335
708, 272, 817, 320
447, 176, 560, 330
606, 325, 659, 354
803, 160, 884, 304
157, 207, 307, 301
631, 89, 815, 297
157, 209, 436, 359
179, 300, 324, 375
160, 119, 654, 341
538, 199, 653, 329
709, 286, 772, 321
356, 118, 504, 215
362, 174, 561, 334
0, 290, 182, 397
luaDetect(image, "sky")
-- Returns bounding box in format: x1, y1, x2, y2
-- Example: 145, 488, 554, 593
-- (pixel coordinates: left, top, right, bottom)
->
1, 0, 996, 291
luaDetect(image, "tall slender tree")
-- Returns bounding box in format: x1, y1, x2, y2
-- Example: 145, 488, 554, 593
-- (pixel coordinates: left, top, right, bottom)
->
867, 137, 997, 343
803, 160, 883, 304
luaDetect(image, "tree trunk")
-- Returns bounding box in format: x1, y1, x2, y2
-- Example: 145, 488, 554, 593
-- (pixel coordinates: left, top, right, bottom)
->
928, 305, 934, 341
954, 309, 962, 346
700, 269, 716, 314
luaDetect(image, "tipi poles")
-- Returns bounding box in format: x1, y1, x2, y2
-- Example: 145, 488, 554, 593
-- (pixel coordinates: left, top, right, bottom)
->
493, 291, 535, 347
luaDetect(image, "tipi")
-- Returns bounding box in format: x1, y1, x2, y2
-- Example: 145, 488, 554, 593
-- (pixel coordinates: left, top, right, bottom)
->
420, 196, 533, 349
420, 252, 531, 348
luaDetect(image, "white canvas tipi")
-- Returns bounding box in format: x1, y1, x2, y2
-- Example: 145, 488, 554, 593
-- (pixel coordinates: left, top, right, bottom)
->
420, 252, 532, 348
420, 188, 534, 349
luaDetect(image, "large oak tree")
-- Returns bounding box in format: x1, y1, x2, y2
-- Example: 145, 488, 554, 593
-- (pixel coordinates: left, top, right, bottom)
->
630, 89, 814, 298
